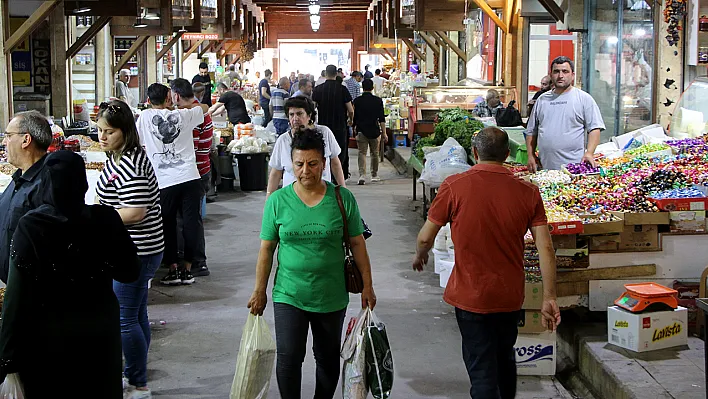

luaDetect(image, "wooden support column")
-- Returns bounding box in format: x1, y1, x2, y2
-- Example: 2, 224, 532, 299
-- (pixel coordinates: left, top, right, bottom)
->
4, 0, 61, 54
96, 23, 111, 104
197, 40, 212, 58
49, 3, 69, 119
113, 36, 148, 75
435, 31, 466, 61
470, 0, 508, 33
157, 32, 183, 62
419, 32, 439, 55
146, 36, 157, 85
0, 0, 11, 126
402, 38, 424, 61
66, 16, 111, 60
183, 39, 204, 59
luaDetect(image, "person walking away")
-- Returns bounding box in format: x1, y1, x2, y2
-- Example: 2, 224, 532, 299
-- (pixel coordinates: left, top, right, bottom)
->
259, 69, 273, 127
527, 75, 551, 115
372, 69, 386, 95
413, 127, 561, 399
116, 69, 138, 108
137, 83, 204, 286
315, 70, 327, 87
171, 78, 212, 277
0, 111, 51, 284
526, 56, 605, 172
292, 78, 313, 99
248, 128, 376, 399
208, 83, 252, 125
95, 101, 164, 399
363, 64, 374, 79
344, 71, 362, 100
0, 151, 141, 399
312, 64, 354, 179
192, 62, 214, 106
271, 77, 291, 136
267, 96, 346, 198
473, 89, 504, 118
353, 78, 387, 185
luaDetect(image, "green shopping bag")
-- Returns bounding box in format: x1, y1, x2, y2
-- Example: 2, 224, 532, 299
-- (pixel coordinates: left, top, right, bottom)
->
365, 309, 393, 399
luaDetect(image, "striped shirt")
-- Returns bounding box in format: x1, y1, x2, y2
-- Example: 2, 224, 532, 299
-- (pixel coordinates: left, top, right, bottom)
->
96, 148, 164, 256
344, 77, 361, 100
270, 88, 289, 119
312, 80, 353, 132
192, 100, 213, 176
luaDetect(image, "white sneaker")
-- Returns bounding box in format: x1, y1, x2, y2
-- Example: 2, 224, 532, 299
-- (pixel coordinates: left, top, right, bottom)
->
371, 176, 381, 182
127, 388, 152, 399
358, 175, 366, 185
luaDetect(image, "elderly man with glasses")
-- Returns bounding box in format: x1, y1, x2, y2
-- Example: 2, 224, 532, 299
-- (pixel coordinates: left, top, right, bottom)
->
0, 110, 53, 283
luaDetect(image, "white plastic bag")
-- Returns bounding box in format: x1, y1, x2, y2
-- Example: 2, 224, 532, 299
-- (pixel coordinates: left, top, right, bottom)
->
418, 138, 471, 188
0, 374, 25, 399
230, 314, 277, 399
341, 309, 370, 399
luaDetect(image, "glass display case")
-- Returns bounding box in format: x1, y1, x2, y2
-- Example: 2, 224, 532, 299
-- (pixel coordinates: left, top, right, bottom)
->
670, 77, 708, 138
412, 86, 518, 121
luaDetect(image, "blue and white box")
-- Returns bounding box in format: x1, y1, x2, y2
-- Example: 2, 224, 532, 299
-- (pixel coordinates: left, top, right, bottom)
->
515, 331, 557, 376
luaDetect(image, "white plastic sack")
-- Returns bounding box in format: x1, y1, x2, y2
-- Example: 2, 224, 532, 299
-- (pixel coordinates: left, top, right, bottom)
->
230, 314, 277, 399
418, 138, 471, 188
341, 309, 369, 399
0, 374, 25, 399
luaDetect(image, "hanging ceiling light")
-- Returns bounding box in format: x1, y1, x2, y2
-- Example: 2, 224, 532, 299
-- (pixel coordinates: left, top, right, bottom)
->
308, 0, 320, 15
311, 21, 320, 31
310, 14, 321, 24
72, 1, 91, 14
133, 17, 148, 28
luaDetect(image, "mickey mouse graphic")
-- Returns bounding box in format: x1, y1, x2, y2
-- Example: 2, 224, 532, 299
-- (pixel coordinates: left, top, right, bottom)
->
150, 113, 184, 167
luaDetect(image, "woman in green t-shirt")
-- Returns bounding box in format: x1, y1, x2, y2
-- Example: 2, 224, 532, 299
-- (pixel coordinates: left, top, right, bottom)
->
248, 128, 377, 398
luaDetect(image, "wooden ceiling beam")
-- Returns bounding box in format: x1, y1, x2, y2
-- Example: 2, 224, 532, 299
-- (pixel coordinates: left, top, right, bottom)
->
113, 36, 149, 75
435, 31, 466, 61
470, 0, 508, 33
4, 0, 61, 54
183, 39, 204, 58
418, 31, 439, 55
66, 15, 111, 60
401, 38, 423, 60
157, 32, 184, 62
198, 40, 213, 58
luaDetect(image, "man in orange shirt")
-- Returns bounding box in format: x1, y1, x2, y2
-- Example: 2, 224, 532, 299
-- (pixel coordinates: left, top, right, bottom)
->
413, 127, 560, 398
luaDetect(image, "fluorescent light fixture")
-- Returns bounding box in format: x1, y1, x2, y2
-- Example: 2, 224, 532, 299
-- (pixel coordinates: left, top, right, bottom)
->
309, 1, 320, 15
310, 14, 320, 24
73, 6, 91, 14
133, 17, 148, 28
606, 36, 619, 44
633, 28, 646, 37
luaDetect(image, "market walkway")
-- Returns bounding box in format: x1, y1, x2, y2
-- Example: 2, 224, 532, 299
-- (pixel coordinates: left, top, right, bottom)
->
145, 151, 571, 398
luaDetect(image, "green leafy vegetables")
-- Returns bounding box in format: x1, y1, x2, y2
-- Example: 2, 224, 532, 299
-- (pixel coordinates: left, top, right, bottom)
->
413, 108, 485, 160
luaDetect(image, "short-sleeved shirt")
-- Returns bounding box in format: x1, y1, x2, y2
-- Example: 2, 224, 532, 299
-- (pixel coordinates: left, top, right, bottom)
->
344, 77, 361, 100
192, 100, 213, 176
260, 182, 364, 313
270, 88, 289, 120
353, 92, 385, 139
137, 107, 204, 189
258, 78, 271, 105
218, 91, 251, 125
96, 148, 164, 256
372, 76, 386, 95
473, 101, 504, 118
191, 74, 213, 106
269, 124, 342, 186
526, 87, 606, 170
312, 80, 353, 132
427, 164, 548, 314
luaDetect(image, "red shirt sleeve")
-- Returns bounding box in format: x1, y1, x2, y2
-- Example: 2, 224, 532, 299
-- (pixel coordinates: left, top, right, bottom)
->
530, 187, 548, 227
427, 181, 454, 227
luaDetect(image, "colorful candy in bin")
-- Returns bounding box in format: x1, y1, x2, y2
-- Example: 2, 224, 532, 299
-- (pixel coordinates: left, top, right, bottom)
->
564, 161, 600, 175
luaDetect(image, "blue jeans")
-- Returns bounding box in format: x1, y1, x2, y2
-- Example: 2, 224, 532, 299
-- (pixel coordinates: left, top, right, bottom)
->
455, 308, 520, 399
273, 118, 290, 136
114, 253, 163, 387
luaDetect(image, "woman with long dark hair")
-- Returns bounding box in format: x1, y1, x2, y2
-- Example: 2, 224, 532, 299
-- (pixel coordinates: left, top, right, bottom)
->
96, 100, 164, 399
0, 151, 140, 398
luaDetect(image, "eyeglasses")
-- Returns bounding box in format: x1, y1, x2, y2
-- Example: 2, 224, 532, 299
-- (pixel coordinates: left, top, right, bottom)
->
2, 131, 26, 139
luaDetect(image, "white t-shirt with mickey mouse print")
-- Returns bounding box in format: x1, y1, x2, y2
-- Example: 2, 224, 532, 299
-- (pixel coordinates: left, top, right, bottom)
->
137, 106, 204, 189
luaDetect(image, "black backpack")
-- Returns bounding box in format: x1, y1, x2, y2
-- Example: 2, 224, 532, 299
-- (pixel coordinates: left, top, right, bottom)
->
495, 100, 523, 127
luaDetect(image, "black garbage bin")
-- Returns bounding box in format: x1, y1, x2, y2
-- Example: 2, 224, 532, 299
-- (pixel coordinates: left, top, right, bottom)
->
234, 152, 269, 191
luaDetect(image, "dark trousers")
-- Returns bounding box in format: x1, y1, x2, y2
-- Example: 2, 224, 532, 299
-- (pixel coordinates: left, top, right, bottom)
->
455, 308, 520, 399
160, 179, 204, 266
261, 103, 272, 127
330, 126, 349, 177
273, 302, 346, 399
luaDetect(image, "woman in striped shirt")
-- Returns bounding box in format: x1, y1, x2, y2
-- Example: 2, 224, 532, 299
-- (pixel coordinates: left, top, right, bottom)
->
96, 100, 164, 399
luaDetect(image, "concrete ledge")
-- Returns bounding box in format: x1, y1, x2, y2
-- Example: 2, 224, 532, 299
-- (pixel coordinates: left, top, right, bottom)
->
389, 147, 411, 175
558, 322, 705, 399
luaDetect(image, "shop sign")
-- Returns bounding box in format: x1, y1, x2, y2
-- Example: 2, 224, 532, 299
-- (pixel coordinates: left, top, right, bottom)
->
614, 320, 629, 328
183, 33, 221, 40
10, 18, 31, 87
32, 39, 51, 95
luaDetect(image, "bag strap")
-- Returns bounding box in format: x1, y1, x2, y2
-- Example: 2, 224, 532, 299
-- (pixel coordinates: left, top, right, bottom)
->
334, 185, 353, 255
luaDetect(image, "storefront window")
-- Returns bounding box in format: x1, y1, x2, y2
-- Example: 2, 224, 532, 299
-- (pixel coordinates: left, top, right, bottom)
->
586, 0, 654, 142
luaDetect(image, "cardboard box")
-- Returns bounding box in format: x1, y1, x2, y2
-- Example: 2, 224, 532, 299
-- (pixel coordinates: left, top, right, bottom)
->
669, 211, 706, 233
515, 331, 557, 375
589, 234, 621, 252
581, 215, 625, 236
522, 282, 543, 310
548, 221, 583, 235
612, 211, 670, 226
607, 306, 688, 352
651, 197, 708, 212
518, 310, 548, 333
552, 234, 577, 249
618, 224, 660, 251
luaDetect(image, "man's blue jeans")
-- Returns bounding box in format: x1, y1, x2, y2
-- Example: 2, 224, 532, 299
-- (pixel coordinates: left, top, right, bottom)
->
455, 308, 521, 399
113, 253, 163, 387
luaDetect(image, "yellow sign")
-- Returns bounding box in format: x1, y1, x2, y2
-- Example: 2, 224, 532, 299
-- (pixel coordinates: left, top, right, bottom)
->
652, 323, 682, 342
614, 320, 628, 328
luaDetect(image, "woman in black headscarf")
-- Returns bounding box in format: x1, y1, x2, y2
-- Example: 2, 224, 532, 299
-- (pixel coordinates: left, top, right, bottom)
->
0, 151, 141, 398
